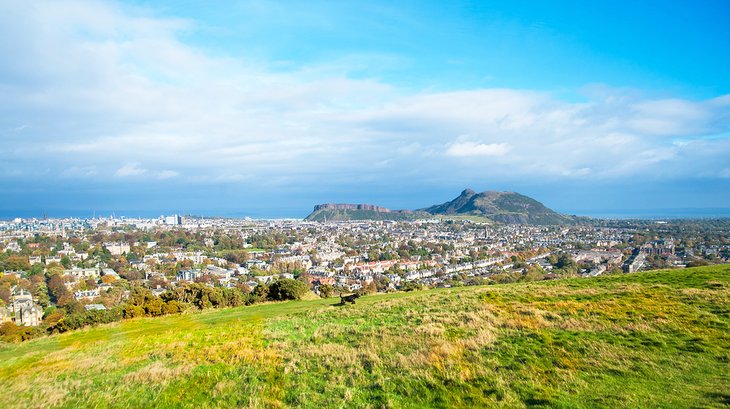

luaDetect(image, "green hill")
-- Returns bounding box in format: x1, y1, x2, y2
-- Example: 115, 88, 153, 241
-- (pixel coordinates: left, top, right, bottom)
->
305, 207, 428, 222
423, 189, 576, 225
1, 265, 729, 408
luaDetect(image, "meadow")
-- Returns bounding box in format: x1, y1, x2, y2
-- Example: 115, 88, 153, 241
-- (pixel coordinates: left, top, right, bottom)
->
1, 265, 728, 408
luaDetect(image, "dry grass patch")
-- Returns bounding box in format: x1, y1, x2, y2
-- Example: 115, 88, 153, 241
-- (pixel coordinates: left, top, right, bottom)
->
123, 361, 193, 385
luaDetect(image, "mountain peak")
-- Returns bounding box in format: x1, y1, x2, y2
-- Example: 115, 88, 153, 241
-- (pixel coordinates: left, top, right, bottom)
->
422, 190, 574, 225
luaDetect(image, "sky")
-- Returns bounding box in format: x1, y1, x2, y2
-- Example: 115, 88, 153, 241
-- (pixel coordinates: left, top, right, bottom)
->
1, 0, 730, 218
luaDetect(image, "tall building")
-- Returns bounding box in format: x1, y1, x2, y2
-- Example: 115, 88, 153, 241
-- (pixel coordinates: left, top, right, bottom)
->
164, 214, 182, 225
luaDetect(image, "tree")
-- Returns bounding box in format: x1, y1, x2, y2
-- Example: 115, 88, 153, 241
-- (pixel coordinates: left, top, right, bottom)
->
268, 279, 308, 301
60, 256, 72, 269
0, 284, 10, 304
144, 297, 164, 316
101, 275, 117, 284
555, 253, 577, 271
3, 255, 30, 272
318, 283, 335, 298
162, 300, 183, 314
30, 263, 45, 276
521, 265, 545, 282
46, 262, 64, 277
33, 283, 50, 307
123, 305, 145, 319
252, 283, 269, 300
361, 281, 377, 295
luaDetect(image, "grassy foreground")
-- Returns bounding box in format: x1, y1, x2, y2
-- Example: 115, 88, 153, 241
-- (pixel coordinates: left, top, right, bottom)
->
1, 266, 729, 408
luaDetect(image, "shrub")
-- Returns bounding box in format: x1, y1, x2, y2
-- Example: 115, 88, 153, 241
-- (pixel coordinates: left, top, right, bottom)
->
319, 283, 335, 298
268, 278, 309, 301
252, 283, 269, 301
123, 305, 145, 319
162, 300, 184, 314
399, 281, 423, 292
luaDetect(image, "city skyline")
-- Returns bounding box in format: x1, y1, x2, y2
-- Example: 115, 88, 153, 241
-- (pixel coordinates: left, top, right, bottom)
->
2, 1, 730, 218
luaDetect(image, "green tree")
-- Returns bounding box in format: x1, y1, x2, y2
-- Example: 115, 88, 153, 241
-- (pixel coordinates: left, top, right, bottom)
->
60, 256, 72, 269
268, 279, 308, 301
318, 283, 335, 298
252, 283, 269, 300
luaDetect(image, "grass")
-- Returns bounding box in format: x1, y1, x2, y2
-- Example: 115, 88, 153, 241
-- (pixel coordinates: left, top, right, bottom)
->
1, 265, 729, 408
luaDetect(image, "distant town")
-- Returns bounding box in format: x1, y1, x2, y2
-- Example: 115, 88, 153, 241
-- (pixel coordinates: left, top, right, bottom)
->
1, 214, 728, 334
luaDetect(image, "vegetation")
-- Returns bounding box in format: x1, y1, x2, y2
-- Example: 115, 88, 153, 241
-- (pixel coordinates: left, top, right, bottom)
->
1, 279, 313, 343
305, 208, 428, 222
423, 189, 577, 225
1, 265, 729, 408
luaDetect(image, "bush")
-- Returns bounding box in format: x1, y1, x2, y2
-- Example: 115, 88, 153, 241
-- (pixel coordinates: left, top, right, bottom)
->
399, 281, 423, 292
268, 278, 309, 301
318, 283, 335, 298
123, 305, 145, 319
162, 300, 184, 314
252, 283, 269, 301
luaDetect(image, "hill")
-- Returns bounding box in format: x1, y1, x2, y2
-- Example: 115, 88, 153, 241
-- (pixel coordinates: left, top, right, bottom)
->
1, 265, 729, 408
423, 189, 575, 225
306, 189, 576, 224
304, 203, 428, 221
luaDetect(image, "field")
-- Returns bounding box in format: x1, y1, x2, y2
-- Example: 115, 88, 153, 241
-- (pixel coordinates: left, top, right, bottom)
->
1, 265, 729, 408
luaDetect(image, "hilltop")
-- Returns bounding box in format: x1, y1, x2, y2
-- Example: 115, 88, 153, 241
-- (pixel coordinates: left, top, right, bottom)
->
1, 265, 729, 408
423, 189, 575, 225
306, 188, 575, 224
304, 203, 428, 222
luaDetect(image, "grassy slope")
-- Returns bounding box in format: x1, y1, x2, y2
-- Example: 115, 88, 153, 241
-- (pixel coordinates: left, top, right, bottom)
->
1, 265, 729, 408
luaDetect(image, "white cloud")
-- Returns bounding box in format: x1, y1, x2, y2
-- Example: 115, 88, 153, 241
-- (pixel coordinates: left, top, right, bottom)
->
1, 0, 729, 191
115, 163, 146, 177
157, 170, 179, 180
446, 142, 511, 157
60, 166, 97, 178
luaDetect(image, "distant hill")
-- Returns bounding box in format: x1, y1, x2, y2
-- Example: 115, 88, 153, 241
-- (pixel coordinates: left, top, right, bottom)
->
422, 188, 575, 225
306, 189, 576, 224
304, 203, 428, 221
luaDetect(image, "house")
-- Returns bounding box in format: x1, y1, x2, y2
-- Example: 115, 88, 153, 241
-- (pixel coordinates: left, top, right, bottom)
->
84, 304, 107, 311
103, 242, 131, 256
45, 255, 63, 265
151, 287, 167, 297
101, 268, 120, 279
177, 269, 201, 282
74, 289, 100, 300
1, 290, 43, 326
65, 267, 100, 281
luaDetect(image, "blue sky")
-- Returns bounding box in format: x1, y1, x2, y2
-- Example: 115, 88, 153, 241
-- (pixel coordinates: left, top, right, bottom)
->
1, 0, 729, 218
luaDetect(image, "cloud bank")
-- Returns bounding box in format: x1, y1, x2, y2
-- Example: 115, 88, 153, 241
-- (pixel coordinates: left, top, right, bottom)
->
0, 0, 729, 213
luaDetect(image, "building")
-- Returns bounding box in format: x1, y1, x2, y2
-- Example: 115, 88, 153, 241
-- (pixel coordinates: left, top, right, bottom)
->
103, 242, 131, 256
74, 289, 100, 301
164, 215, 182, 225
1, 290, 43, 326
177, 269, 201, 282
65, 267, 100, 281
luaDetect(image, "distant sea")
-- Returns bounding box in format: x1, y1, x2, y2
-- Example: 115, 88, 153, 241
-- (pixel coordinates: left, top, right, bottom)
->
0, 208, 309, 220
1, 208, 729, 221
559, 208, 730, 220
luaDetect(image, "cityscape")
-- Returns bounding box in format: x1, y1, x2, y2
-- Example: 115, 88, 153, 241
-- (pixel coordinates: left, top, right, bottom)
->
2, 212, 728, 328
